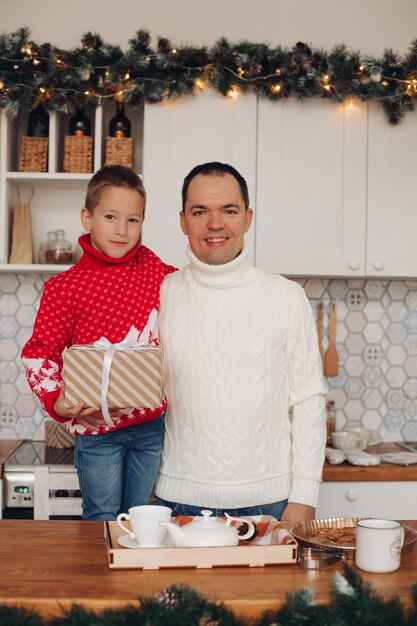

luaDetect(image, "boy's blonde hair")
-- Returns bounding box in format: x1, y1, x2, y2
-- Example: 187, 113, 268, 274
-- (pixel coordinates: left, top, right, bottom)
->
85, 165, 146, 213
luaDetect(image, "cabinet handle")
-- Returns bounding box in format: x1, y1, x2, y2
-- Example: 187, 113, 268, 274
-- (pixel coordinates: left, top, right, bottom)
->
346, 490, 358, 502
373, 260, 385, 271
348, 260, 360, 271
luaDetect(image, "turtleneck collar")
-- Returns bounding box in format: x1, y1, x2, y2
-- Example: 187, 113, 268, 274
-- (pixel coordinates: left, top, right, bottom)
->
77, 233, 139, 269
187, 241, 250, 287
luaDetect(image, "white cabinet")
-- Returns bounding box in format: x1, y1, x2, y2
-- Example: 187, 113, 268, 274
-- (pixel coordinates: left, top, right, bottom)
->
317, 481, 417, 520
2, 95, 417, 278
255, 98, 368, 277
142, 91, 258, 269
0, 104, 144, 271
366, 103, 417, 277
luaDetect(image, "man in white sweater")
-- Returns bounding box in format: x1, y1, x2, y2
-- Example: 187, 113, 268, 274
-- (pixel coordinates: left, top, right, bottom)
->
156, 162, 327, 521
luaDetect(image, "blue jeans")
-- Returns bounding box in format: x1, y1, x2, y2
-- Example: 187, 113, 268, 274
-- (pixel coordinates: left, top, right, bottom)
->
156, 497, 288, 520
75, 416, 164, 520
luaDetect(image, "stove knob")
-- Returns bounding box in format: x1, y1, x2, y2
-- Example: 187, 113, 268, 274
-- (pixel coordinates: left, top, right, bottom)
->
55, 489, 69, 498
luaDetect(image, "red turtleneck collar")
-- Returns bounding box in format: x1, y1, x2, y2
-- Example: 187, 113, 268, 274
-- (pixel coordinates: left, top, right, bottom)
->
77, 233, 140, 269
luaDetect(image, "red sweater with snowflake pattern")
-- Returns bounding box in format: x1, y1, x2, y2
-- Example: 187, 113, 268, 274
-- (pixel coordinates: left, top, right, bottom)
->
22, 234, 176, 435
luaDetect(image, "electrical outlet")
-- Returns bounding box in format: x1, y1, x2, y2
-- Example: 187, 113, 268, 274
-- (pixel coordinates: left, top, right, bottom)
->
0, 408, 17, 428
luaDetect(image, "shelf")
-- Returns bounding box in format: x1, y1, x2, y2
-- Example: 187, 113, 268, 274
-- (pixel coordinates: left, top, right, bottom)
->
6, 172, 91, 189
0, 263, 73, 274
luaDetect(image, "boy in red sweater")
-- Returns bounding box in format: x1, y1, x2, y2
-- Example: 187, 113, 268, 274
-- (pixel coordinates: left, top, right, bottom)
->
22, 165, 175, 520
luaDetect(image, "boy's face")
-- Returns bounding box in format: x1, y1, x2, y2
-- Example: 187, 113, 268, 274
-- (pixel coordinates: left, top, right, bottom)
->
81, 186, 144, 259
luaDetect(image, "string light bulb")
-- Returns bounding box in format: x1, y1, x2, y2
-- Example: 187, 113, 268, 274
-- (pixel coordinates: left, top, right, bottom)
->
39, 86, 46, 93
227, 86, 238, 99
272, 84, 281, 93
124, 71, 130, 80
195, 78, 205, 91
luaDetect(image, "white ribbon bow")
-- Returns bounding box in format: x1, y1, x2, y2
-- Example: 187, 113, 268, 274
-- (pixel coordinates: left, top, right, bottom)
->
92, 337, 142, 427
92, 310, 158, 427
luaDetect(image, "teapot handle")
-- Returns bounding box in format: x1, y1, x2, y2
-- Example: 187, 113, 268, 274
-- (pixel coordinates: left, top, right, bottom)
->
224, 513, 255, 541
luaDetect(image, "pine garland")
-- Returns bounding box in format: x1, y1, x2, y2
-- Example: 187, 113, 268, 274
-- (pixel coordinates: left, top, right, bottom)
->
1, 564, 417, 626
1, 27, 417, 123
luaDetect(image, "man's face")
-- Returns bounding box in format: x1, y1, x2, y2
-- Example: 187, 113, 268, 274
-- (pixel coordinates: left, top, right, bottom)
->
180, 173, 253, 265
81, 186, 144, 259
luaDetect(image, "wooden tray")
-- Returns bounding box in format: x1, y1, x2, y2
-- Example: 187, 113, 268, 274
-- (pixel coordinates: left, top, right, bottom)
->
104, 521, 298, 570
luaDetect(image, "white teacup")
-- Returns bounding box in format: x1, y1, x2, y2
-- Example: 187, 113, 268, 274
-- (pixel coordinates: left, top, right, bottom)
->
355, 518, 405, 573
117, 504, 172, 547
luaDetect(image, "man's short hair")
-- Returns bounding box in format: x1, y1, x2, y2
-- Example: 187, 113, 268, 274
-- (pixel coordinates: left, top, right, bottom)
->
85, 165, 146, 213
182, 162, 249, 211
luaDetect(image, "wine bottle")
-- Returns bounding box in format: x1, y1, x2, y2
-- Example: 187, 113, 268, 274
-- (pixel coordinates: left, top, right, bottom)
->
27, 104, 49, 137
68, 107, 91, 136
109, 101, 131, 138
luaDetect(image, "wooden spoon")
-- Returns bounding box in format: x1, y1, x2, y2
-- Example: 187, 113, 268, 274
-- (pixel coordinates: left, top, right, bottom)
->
323, 302, 339, 377
317, 303, 324, 369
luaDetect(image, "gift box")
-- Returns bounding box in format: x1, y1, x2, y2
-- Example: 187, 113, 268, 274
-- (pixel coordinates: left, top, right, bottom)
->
62, 343, 164, 412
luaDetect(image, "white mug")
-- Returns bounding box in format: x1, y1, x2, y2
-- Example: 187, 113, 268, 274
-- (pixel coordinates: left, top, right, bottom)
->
355, 518, 405, 573
117, 504, 172, 547
345, 427, 372, 450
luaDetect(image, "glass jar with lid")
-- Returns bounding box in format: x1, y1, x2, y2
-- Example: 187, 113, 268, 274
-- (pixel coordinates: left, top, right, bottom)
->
38, 231, 57, 264
45, 229, 74, 264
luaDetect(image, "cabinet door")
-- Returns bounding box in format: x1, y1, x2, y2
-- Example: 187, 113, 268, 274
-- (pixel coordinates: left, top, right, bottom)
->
255, 99, 367, 276
317, 481, 417, 520
367, 104, 417, 277
142, 91, 257, 269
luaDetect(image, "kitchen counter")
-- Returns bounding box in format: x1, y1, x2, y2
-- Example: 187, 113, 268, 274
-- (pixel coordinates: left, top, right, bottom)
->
322, 443, 416, 482
0, 440, 22, 478
1, 520, 417, 620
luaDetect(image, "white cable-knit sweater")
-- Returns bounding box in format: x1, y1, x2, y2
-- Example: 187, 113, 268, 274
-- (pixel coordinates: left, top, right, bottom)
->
156, 244, 327, 509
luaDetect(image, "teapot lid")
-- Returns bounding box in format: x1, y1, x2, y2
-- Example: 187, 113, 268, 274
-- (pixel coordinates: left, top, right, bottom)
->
191, 510, 223, 528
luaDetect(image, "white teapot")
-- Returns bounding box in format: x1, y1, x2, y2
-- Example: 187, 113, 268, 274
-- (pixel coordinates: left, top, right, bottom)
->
159, 509, 255, 547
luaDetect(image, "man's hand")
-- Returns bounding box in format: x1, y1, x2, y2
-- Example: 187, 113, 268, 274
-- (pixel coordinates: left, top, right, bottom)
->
280, 502, 315, 522
53, 383, 122, 432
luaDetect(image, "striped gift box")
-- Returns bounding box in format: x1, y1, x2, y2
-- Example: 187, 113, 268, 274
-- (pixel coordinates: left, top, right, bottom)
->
62, 344, 164, 410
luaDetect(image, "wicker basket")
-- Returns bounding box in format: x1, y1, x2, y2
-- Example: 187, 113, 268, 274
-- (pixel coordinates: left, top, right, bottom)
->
64, 135, 93, 173
105, 137, 134, 168
19, 136, 48, 172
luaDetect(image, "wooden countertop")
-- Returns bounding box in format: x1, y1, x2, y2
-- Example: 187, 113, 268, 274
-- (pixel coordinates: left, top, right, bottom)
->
322, 443, 417, 482
0, 440, 22, 478
1, 520, 417, 620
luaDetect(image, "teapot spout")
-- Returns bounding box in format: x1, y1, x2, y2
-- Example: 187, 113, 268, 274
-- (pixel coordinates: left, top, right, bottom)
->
159, 521, 185, 547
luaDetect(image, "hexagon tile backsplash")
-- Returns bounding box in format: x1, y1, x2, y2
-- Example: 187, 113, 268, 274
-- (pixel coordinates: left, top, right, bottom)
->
1, 273, 417, 443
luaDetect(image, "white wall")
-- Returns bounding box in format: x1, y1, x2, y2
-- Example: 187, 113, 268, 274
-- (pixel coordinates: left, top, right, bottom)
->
1, 0, 416, 55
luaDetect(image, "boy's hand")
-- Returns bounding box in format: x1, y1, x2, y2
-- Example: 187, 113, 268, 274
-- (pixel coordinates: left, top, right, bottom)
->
53, 383, 123, 432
